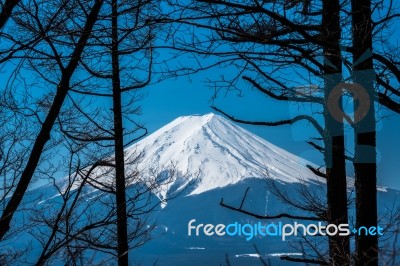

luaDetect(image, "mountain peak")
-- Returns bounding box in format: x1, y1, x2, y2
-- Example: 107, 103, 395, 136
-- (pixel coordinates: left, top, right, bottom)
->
180, 112, 216, 118
175, 112, 218, 125
127, 113, 323, 196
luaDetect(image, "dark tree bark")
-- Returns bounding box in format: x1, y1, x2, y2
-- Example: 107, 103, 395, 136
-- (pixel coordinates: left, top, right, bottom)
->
111, 0, 129, 264
0, 0, 104, 241
321, 0, 350, 264
351, 0, 378, 264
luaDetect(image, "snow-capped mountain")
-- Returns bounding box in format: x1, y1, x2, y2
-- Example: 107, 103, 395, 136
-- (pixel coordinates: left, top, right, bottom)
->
6, 113, 399, 265
126, 113, 323, 197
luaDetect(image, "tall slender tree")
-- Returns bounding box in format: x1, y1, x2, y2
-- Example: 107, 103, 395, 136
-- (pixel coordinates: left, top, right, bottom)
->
0, 0, 104, 241
63, 0, 157, 264
111, 0, 129, 263
351, 0, 378, 264
321, 0, 350, 264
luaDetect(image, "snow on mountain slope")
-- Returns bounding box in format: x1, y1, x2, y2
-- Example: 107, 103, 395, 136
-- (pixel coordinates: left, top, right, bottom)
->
125, 113, 323, 197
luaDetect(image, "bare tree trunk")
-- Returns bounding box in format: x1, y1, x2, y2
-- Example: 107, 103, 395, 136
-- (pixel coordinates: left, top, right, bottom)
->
321, 0, 350, 264
351, 0, 378, 264
111, 0, 129, 264
0, 0, 104, 241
